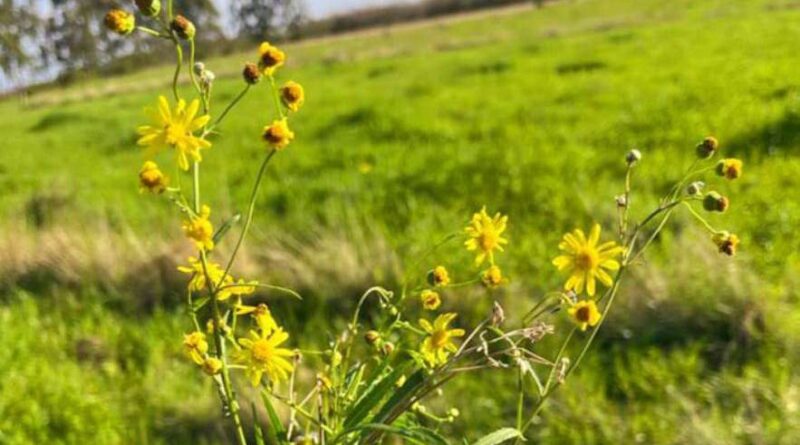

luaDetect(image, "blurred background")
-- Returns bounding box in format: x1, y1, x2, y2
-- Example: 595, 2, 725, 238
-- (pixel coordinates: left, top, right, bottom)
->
2, 0, 800, 443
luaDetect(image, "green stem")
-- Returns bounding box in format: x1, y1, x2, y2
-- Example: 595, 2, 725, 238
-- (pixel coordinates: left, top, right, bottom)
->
206, 85, 251, 136
172, 41, 182, 102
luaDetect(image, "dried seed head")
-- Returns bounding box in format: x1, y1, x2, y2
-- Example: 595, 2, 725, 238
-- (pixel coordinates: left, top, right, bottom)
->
686, 181, 705, 196
364, 330, 380, 345
556, 357, 570, 384
193, 62, 206, 76
615, 194, 628, 208
381, 342, 395, 356
522, 321, 555, 342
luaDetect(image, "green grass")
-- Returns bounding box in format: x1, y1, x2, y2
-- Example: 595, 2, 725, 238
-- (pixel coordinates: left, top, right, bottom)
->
2, 0, 800, 443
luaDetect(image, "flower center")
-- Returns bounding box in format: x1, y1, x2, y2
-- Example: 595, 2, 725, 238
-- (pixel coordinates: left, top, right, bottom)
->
164, 123, 187, 145
575, 248, 598, 271
431, 330, 449, 349
478, 230, 498, 252
575, 306, 591, 323
251, 339, 274, 363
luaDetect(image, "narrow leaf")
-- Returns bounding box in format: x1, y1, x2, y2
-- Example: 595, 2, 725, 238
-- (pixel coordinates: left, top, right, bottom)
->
472, 428, 524, 445
261, 391, 287, 444
213, 213, 241, 244
343, 362, 410, 428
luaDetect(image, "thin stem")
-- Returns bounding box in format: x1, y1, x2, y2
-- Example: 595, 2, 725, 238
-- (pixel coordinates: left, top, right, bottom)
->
206, 85, 251, 136
682, 201, 717, 233
172, 41, 182, 102
218, 149, 277, 286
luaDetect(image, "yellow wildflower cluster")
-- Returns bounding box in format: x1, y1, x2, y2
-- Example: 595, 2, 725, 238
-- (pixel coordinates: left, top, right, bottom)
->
138, 96, 211, 171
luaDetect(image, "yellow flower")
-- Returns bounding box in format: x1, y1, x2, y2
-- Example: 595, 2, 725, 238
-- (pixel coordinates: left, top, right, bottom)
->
137, 96, 211, 171
281, 81, 305, 112
481, 265, 504, 288
420, 290, 441, 311
262, 118, 294, 149
183, 331, 208, 364
568, 300, 601, 331
237, 328, 294, 386
104, 9, 135, 35
138, 161, 168, 194
464, 207, 508, 266
553, 224, 623, 297
182, 205, 215, 251
427, 266, 450, 287
201, 357, 223, 376
178, 257, 233, 294
712, 231, 740, 256
419, 313, 465, 366
236, 303, 278, 334
258, 41, 286, 75
716, 158, 743, 180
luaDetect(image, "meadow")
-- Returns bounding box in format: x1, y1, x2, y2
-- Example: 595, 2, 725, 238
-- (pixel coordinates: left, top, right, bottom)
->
2, 0, 800, 443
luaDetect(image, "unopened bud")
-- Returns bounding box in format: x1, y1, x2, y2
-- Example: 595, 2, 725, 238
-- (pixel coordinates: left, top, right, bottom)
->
243, 63, 261, 84
686, 181, 705, 196
134, 0, 161, 17
696, 136, 719, 159
381, 342, 395, 356
104, 9, 135, 35
615, 194, 627, 208
193, 62, 205, 76
170, 15, 196, 40
364, 330, 380, 345
625, 149, 641, 165
703, 191, 729, 212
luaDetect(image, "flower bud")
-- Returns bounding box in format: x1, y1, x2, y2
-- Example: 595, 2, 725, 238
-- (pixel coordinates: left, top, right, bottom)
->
330, 350, 342, 367
625, 149, 641, 165
696, 136, 719, 159
420, 290, 441, 311
242, 62, 262, 84
170, 15, 195, 40
280, 81, 305, 112
426, 265, 450, 287
364, 330, 380, 345
686, 181, 705, 196
258, 41, 286, 75
702, 191, 729, 212
381, 342, 395, 356
201, 357, 222, 376
193, 62, 206, 76
138, 161, 168, 194
715, 158, 743, 180
481, 265, 504, 288
202, 70, 215, 87
262, 118, 294, 150
615, 194, 627, 208
104, 9, 135, 35
712, 231, 740, 256
135, 0, 161, 16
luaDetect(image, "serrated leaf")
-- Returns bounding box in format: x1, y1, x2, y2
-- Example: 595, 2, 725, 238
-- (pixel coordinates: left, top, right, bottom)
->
472, 428, 524, 445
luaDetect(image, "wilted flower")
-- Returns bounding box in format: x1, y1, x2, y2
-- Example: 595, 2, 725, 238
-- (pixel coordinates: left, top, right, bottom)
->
281, 81, 305, 112
464, 207, 509, 266
567, 300, 601, 331
262, 118, 295, 149
716, 158, 743, 180
491, 301, 505, 326
419, 313, 465, 366
420, 290, 441, 310
178, 257, 233, 294
522, 321, 554, 342
553, 224, 623, 297
556, 357, 570, 384
138, 161, 168, 193
104, 9, 135, 35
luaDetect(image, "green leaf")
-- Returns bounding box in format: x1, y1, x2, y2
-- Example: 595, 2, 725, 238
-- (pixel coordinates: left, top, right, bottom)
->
261, 391, 287, 444
252, 402, 266, 445
332, 423, 448, 445
213, 213, 241, 244
370, 369, 426, 424
471, 428, 525, 445
343, 361, 410, 428
192, 296, 209, 311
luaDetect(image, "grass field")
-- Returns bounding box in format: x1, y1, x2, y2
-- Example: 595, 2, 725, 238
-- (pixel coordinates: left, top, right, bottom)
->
2, 0, 800, 443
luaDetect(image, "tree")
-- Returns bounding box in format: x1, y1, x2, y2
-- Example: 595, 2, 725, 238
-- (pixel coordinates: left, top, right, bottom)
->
0, 0, 41, 80
231, 0, 305, 42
